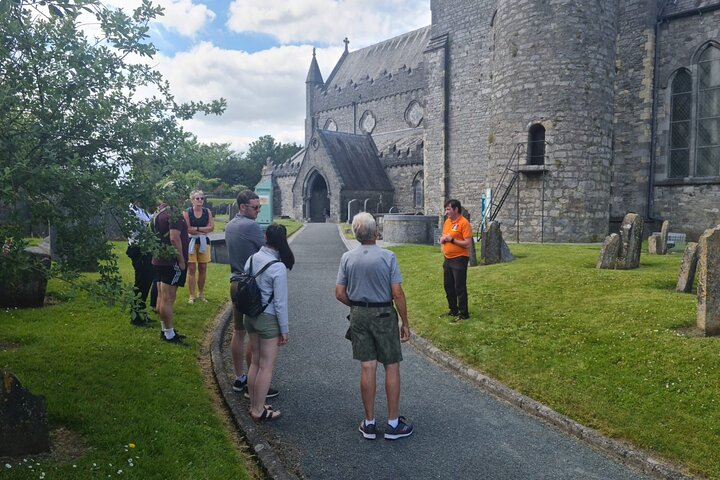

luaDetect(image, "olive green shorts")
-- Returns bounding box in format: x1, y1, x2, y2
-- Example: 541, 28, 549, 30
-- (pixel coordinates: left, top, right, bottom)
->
350, 306, 403, 364
244, 312, 280, 339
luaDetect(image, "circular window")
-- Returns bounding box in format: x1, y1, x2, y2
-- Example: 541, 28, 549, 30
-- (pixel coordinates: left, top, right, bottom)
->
405, 100, 424, 128
359, 110, 376, 134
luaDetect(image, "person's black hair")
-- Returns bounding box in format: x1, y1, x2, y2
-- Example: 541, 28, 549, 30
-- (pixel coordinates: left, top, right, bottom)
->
266, 223, 295, 270
236, 190, 258, 206
444, 199, 461, 211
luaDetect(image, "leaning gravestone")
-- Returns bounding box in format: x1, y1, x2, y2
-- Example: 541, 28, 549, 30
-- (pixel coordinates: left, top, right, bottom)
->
597, 233, 621, 269
659, 220, 670, 255
697, 227, 720, 335
617, 212, 644, 270
676, 242, 699, 293
0, 372, 50, 456
227, 201, 239, 221
648, 234, 661, 255
480, 221, 514, 265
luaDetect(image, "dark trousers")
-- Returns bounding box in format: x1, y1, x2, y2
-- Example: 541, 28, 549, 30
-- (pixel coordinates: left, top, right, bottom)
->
443, 256, 469, 317
126, 245, 154, 316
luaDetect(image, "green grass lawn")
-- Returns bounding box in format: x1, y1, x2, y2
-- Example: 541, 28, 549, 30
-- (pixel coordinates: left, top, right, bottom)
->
0, 218, 302, 479
394, 242, 717, 478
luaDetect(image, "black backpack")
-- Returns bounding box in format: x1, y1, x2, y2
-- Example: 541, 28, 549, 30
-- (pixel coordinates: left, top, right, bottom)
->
234, 257, 280, 317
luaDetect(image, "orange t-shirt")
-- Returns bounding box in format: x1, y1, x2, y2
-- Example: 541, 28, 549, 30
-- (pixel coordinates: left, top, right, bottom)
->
442, 215, 472, 259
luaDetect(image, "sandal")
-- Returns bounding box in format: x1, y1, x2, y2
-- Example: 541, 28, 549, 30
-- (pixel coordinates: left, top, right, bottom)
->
188, 298, 194, 305
252, 407, 281, 423
198, 296, 208, 303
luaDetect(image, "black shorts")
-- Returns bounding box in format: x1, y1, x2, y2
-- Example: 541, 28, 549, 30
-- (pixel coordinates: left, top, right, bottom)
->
154, 264, 187, 287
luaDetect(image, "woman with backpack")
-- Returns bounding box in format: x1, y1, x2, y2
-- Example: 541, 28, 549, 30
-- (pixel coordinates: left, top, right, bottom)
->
244, 223, 294, 422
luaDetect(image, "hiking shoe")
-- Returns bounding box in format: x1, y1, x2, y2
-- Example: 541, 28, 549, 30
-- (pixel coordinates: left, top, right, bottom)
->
244, 387, 279, 399
232, 377, 247, 392
384, 416, 413, 440
161, 333, 185, 345
359, 421, 377, 440
159, 331, 187, 341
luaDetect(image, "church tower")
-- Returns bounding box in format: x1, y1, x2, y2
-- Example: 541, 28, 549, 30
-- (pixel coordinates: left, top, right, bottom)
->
305, 48, 324, 148
489, 0, 619, 242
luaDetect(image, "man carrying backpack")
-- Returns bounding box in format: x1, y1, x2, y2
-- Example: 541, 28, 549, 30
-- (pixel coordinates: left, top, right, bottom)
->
225, 190, 278, 398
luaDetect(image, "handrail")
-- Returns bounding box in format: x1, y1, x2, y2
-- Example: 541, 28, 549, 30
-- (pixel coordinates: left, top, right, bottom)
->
489, 143, 524, 221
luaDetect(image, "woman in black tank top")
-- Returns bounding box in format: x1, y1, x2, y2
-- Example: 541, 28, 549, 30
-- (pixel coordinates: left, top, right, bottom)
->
183, 190, 214, 303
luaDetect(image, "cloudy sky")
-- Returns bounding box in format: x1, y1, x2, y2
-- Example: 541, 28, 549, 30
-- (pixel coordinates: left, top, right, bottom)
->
101, 0, 431, 153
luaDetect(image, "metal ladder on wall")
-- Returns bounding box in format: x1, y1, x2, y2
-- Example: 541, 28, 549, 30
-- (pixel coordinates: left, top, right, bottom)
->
488, 143, 524, 222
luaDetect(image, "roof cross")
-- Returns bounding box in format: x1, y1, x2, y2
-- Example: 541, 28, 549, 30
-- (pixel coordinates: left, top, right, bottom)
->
343, 37, 350, 52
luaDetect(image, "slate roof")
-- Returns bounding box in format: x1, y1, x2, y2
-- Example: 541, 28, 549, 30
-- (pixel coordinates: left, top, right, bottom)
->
661, 0, 720, 17
325, 26, 431, 89
318, 130, 393, 191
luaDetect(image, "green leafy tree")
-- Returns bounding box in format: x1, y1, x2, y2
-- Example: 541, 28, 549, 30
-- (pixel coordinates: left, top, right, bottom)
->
239, 135, 301, 187
0, 0, 225, 303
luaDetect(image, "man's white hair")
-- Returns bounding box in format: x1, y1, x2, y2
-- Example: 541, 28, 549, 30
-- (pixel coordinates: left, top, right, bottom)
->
352, 212, 377, 242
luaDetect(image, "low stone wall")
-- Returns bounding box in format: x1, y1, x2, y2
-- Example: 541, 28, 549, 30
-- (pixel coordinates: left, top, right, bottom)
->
382, 215, 439, 244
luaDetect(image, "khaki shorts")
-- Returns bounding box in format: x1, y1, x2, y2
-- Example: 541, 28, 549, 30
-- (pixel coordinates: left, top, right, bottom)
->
350, 306, 402, 364
244, 312, 280, 339
188, 243, 211, 263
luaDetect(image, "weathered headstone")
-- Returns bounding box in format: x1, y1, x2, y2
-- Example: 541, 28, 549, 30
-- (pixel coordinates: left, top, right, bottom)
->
677, 242, 699, 293
597, 233, 620, 269
227, 201, 239, 221
0, 372, 50, 456
617, 212, 643, 270
697, 228, 720, 335
480, 221, 514, 265
659, 220, 670, 255
648, 234, 661, 255
0, 250, 51, 308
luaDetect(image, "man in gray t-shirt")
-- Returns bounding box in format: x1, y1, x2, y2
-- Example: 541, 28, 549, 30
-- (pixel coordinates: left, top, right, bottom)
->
225, 191, 266, 394
335, 212, 413, 441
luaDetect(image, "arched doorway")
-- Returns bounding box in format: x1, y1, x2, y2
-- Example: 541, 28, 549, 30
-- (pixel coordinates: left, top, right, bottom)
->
307, 172, 330, 222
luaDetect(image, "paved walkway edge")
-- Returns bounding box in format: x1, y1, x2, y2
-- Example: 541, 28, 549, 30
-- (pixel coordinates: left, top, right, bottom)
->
210, 304, 297, 480
408, 324, 696, 479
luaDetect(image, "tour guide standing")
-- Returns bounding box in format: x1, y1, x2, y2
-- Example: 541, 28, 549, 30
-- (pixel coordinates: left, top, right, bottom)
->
151, 182, 189, 344
225, 190, 278, 398
439, 199, 472, 323
335, 212, 413, 440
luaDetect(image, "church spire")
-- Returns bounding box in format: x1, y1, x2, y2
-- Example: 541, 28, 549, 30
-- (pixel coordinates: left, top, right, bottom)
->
305, 47, 324, 84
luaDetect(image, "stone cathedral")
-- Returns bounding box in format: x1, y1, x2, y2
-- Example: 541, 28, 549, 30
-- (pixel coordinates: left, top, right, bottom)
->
270, 0, 720, 242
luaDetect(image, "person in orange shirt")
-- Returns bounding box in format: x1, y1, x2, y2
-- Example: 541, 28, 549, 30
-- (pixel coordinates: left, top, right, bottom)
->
439, 199, 472, 323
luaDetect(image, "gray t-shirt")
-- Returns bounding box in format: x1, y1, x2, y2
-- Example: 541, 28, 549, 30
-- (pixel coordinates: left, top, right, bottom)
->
225, 213, 264, 278
336, 244, 403, 303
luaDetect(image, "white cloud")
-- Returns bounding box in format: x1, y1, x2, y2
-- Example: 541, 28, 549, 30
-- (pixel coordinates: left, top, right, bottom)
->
227, 0, 430, 48
104, 0, 215, 38
153, 42, 344, 151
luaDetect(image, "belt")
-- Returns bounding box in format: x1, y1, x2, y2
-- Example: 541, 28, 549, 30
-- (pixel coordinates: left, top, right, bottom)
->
349, 300, 393, 308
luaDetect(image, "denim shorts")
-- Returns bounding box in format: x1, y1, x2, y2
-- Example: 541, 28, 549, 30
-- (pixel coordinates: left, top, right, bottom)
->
350, 306, 402, 364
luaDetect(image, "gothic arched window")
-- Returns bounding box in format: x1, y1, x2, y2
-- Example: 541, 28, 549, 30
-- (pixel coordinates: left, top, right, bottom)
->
669, 70, 692, 178
527, 124, 545, 165
412, 172, 423, 209
696, 46, 720, 176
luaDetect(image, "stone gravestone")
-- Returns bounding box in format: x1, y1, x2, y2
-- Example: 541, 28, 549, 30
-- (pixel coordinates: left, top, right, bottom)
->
617, 212, 643, 270
480, 221, 514, 265
697, 227, 720, 335
0, 372, 50, 456
676, 242, 699, 293
597, 233, 621, 269
659, 220, 670, 255
227, 201, 239, 221
648, 234, 661, 255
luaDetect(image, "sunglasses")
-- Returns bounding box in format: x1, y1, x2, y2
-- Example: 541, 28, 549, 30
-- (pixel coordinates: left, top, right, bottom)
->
245, 204, 261, 210
194, 197, 204, 200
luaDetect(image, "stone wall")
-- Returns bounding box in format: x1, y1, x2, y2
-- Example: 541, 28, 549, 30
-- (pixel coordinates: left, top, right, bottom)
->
425, 0, 494, 221
651, 7, 720, 240
386, 163, 424, 213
